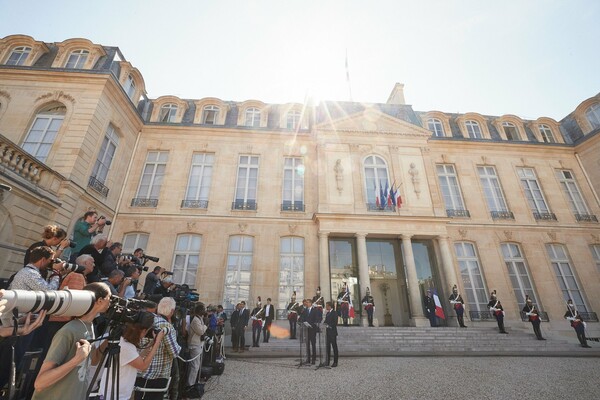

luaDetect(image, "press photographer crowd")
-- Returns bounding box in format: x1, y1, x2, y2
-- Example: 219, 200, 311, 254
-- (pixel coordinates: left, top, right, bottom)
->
0, 211, 225, 400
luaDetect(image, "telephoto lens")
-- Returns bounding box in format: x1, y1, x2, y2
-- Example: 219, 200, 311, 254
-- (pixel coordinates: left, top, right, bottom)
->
54, 258, 86, 274
0, 289, 96, 318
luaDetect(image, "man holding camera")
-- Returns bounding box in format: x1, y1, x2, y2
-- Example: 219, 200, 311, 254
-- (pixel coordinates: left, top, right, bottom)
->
71, 211, 107, 258
10, 246, 61, 292
101, 242, 125, 277
154, 276, 175, 297
32, 282, 111, 400
78, 234, 109, 283
143, 266, 164, 296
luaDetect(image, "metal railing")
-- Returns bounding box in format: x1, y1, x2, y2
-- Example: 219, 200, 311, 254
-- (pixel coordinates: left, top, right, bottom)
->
533, 211, 557, 221
181, 199, 209, 209
131, 198, 158, 207
575, 213, 598, 223
366, 203, 397, 212
468, 310, 495, 321
232, 200, 257, 210
281, 202, 305, 212
447, 209, 471, 218
491, 210, 514, 220
580, 312, 599, 322
520, 311, 549, 322
88, 176, 109, 197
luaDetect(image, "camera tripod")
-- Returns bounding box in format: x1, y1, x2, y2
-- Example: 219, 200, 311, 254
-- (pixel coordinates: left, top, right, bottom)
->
87, 324, 123, 400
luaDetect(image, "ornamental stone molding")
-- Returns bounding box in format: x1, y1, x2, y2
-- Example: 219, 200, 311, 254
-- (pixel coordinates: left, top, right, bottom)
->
547, 231, 557, 241
35, 91, 76, 105
591, 234, 599, 243
187, 221, 197, 231
458, 229, 468, 239
0, 90, 11, 100
134, 220, 144, 230
334, 159, 344, 194
288, 224, 297, 234
239, 223, 248, 233
408, 162, 421, 199
503, 230, 513, 241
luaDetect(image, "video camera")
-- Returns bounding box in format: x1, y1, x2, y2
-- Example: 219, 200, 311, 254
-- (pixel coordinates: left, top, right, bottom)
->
103, 295, 156, 326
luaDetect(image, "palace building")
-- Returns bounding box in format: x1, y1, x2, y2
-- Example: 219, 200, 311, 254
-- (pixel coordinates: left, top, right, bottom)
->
1, 35, 599, 332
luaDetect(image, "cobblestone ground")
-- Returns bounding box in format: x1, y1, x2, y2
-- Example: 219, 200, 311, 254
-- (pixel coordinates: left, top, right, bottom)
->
201, 356, 599, 400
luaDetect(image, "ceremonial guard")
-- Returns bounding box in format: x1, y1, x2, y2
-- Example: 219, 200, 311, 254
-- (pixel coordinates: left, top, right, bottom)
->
522, 295, 545, 340
423, 289, 437, 327
488, 290, 508, 334
361, 287, 375, 327
324, 301, 339, 367
449, 285, 467, 328
250, 296, 264, 347
337, 283, 351, 326
312, 286, 325, 322
286, 291, 300, 339
564, 299, 591, 348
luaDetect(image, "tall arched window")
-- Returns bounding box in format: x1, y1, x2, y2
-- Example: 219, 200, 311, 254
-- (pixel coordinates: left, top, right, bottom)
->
223, 235, 253, 309
65, 49, 89, 69
22, 104, 66, 162
172, 234, 202, 286
454, 242, 488, 312
427, 118, 445, 137
122, 232, 149, 254
279, 237, 304, 310
245, 107, 260, 127
501, 243, 538, 308
6, 46, 31, 65
465, 120, 482, 139
585, 103, 600, 130
546, 243, 588, 312
364, 155, 390, 209
159, 103, 178, 123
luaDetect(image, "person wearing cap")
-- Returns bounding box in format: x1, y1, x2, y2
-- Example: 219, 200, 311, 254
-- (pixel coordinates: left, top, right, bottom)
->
95, 311, 165, 400
250, 297, 263, 347
154, 276, 174, 297
286, 291, 299, 339
522, 295, 545, 340
423, 289, 437, 327
564, 299, 591, 348
487, 290, 508, 334
449, 285, 467, 328
361, 287, 375, 327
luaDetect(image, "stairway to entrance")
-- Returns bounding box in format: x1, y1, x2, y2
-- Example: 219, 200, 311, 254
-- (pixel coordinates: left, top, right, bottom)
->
226, 325, 600, 357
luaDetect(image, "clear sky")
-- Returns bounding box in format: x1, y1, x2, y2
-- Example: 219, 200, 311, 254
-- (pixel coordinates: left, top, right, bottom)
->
1, 0, 598, 120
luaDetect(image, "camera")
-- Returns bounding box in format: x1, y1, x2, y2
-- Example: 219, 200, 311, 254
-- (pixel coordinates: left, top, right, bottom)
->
143, 255, 159, 263
99, 216, 112, 225
0, 289, 97, 320
104, 295, 155, 325
68, 241, 77, 249
54, 258, 86, 274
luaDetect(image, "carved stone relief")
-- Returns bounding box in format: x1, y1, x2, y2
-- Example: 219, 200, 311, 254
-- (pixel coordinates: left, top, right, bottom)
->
408, 162, 421, 199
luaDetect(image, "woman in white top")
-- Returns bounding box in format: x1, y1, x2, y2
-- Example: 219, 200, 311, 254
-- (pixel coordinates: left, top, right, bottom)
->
96, 311, 165, 400
187, 302, 208, 386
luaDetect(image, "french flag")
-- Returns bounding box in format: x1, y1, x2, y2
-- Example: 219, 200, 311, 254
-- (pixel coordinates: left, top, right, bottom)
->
432, 288, 445, 319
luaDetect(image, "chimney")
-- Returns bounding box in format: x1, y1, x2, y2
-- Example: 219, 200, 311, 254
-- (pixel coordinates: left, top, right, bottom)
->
386, 83, 406, 105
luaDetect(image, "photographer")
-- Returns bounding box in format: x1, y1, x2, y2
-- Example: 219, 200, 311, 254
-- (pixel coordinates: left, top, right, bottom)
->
106, 269, 126, 297
10, 246, 61, 292
101, 242, 125, 277
78, 234, 109, 283
32, 282, 111, 400
95, 312, 165, 400
153, 277, 175, 298
143, 266, 164, 296
24, 224, 71, 267
122, 266, 141, 300
187, 303, 207, 387
71, 211, 107, 259
134, 297, 181, 400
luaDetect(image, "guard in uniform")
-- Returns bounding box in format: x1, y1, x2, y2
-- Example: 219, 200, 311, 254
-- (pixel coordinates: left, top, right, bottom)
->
449, 285, 467, 328
522, 295, 545, 340
488, 290, 508, 334
423, 289, 437, 327
337, 283, 351, 326
286, 291, 299, 339
312, 286, 324, 322
250, 296, 264, 347
361, 287, 375, 327
564, 299, 591, 348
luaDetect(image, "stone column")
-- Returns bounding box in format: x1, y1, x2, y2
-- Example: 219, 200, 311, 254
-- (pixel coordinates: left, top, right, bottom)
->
318, 232, 331, 302
438, 235, 460, 326
355, 233, 371, 298
401, 234, 427, 325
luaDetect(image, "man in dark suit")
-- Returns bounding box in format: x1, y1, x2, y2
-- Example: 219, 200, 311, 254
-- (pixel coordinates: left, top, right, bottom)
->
238, 301, 250, 351
230, 303, 241, 352
324, 301, 338, 367
262, 297, 275, 343
302, 298, 319, 364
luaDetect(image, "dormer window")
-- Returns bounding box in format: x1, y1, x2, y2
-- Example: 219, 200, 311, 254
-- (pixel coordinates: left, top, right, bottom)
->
159, 103, 178, 123
586, 103, 600, 130
6, 46, 31, 65
202, 105, 220, 125
465, 120, 482, 138
123, 75, 136, 100
245, 107, 260, 127
286, 111, 301, 129
502, 122, 519, 141
65, 49, 89, 69
539, 124, 555, 143
427, 118, 445, 137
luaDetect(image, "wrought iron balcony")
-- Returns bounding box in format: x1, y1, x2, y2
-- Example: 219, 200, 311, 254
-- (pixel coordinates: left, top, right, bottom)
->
232, 200, 257, 210
181, 199, 208, 209
575, 213, 599, 223
491, 210, 514, 220
533, 211, 557, 221
446, 209, 470, 218
281, 202, 305, 212
131, 198, 158, 207
366, 203, 396, 212
88, 176, 109, 197
520, 311, 549, 322
579, 312, 599, 322
469, 310, 494, 321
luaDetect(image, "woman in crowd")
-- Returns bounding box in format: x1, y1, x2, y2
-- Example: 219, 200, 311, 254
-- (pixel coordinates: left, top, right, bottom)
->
187, 302, 207, 387
24, 224, 70, 266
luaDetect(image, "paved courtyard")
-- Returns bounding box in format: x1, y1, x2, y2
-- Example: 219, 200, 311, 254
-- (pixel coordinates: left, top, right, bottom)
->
202, 356, 600, 400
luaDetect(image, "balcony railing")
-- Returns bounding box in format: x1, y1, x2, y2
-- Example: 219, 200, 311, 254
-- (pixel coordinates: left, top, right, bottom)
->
491, 210, 514, 220
575, 213, 599, 223
533, 211, 557, 221
232, 200, 257, 210
131, 198, 158, 207
0, 136, 45, 185
520, 311, 550, 322
580, 312, 599, 322
88, 176, 109, 197
281, 202, 305, 212
181, 199, 208, 209
469, 310, 494, 321
366, 203, 396, 212
446, 209, 470, 218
